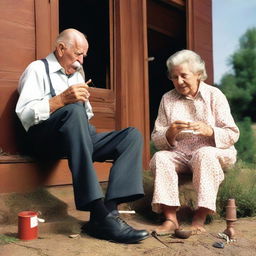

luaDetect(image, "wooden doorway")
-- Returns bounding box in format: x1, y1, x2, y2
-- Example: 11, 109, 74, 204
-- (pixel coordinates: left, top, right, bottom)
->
59, 0, 115, 134
59, 0, 111, 89
147, 0, 186, 132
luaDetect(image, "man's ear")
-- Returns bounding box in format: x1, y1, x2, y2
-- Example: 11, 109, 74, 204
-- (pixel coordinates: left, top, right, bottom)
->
56, 43, 65, 57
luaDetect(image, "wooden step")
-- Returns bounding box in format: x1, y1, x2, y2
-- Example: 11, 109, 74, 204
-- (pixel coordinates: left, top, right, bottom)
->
0, 155, 111, 193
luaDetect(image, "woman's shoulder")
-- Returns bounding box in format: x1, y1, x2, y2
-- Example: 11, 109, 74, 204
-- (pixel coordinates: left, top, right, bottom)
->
201, 82, 226, 97
162, 89, 179, 100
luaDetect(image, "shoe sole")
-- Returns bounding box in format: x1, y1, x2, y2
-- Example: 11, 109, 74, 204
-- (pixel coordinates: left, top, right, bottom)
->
84, 228, 150, 244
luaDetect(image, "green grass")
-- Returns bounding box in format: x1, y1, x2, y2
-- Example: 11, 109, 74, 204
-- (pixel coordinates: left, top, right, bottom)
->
217, 160, 256, 218
0, 234, 19, 245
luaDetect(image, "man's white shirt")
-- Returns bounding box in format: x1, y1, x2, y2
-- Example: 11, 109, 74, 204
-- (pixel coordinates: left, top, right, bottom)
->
16, 53, 94, 131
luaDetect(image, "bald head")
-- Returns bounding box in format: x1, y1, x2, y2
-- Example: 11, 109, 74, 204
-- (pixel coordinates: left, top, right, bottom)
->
56, 28, 87, 48
54, 28, 89, 75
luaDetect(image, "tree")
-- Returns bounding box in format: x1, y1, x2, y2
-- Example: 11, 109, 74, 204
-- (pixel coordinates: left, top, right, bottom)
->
220, 27, 256, 121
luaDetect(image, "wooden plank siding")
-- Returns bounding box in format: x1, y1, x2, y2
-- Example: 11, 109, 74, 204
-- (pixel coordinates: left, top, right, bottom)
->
0, 0, 35, 154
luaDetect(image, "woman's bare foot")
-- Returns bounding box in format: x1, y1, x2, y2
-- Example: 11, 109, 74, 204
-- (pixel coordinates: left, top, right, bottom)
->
191, 207, 211, 233
153, 205, 179, 236
153, 218, 179, 236
191, 226, 206, 234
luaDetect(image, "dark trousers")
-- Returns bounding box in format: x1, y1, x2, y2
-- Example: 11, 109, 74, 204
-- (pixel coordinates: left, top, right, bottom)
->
27, 103, 144, 210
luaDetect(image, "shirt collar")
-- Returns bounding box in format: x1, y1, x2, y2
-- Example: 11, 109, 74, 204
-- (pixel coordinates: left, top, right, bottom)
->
175, 81, 206, 100
196, 81, 208, 99
46, 52, 66, 74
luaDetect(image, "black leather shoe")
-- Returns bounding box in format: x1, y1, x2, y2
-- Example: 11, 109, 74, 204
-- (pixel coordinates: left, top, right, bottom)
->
81, 213, 149, 243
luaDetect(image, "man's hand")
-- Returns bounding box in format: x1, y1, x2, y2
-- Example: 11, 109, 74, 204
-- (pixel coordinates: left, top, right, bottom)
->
60, 83, 90, 105
49, 80, 91, 113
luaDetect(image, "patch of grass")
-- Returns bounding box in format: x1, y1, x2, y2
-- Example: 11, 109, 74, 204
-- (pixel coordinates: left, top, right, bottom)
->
0, 234, 19, 245
217, 160, 256, 218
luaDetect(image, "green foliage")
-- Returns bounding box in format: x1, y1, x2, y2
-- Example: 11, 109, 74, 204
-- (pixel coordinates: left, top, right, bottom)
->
217, 162, 256, 218
0, 234, 19, 245
219, 27, 256, 121
221, 74, 252, 120
219, 27, 256, 164
235, 117, 256, 163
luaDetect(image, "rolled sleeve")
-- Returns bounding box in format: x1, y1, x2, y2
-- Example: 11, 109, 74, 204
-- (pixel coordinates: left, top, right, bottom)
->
33, 98, 50, 124
16, 98, 50, 131
213, 126, 240, 149
152, 126, 169, 150
151, 97, 174, 150
84, 101, 94, 120
211, 91, 240, 149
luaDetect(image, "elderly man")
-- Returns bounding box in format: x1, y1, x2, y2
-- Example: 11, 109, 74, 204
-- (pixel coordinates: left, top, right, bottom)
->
16, 28, 149, 243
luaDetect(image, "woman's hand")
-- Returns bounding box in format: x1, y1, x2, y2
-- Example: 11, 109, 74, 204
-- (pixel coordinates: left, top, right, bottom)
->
166, 120, 213, 146
188, 121, 213, 137
166, 120, 191, 145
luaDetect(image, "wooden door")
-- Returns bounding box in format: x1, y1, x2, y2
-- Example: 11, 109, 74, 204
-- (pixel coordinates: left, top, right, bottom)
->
147, 0, 186, 132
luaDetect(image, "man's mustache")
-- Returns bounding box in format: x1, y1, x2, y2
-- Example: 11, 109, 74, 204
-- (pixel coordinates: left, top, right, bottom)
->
72, 61, 82, 70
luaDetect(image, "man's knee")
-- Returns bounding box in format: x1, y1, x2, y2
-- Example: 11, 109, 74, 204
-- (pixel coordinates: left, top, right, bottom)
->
57, 103, 87, 123
62, 103, 85, 115
126, 127, 143, 144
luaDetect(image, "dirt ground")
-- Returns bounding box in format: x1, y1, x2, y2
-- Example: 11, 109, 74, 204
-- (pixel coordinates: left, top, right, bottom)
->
1, 216, 256, 256
1, 186, 256, 256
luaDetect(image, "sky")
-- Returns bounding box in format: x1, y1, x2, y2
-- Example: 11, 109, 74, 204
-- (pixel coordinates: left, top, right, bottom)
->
212, 0, 256, 84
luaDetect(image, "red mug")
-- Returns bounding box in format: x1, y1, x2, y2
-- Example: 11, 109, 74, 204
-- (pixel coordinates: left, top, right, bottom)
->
18, 211, 39, 241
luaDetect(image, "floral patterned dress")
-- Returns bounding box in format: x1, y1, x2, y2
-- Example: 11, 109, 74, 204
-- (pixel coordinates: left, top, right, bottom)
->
150, 82, 239, 213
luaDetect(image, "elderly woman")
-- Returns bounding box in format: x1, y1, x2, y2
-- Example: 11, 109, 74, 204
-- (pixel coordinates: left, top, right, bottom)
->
150, 49, 239, 235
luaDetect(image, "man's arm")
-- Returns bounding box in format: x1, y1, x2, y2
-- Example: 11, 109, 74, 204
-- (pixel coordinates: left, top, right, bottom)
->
49, 83, 90, 113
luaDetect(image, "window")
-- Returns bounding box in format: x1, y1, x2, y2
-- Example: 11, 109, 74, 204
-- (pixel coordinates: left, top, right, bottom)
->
59, 0, 110, 89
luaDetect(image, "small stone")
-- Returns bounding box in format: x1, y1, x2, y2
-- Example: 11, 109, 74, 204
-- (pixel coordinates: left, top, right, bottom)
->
213, 241, 225, 249
69, 234, 80, 239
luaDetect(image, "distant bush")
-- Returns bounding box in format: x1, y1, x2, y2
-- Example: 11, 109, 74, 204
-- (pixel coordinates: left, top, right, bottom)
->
235, 117, 256, 163
217, 161, 256, 218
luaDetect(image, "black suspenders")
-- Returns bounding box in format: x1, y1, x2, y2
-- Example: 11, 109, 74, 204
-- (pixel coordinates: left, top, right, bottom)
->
41, 58, 56, 97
